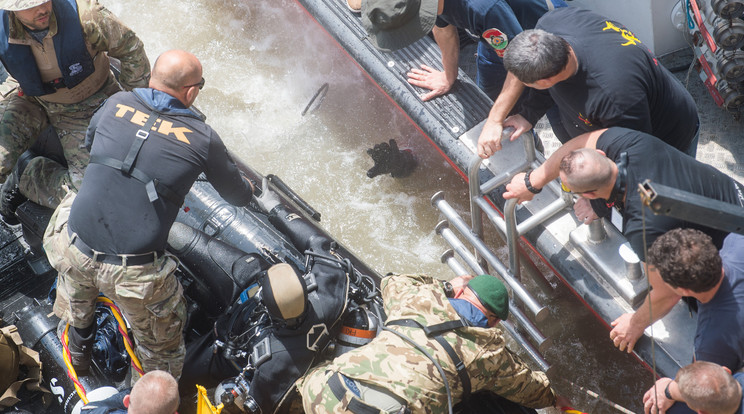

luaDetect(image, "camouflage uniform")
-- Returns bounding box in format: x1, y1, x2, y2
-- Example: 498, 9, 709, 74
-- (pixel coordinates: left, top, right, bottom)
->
0, 0, 149, 208
298, 274, 556, 413
44, 192, 186, 380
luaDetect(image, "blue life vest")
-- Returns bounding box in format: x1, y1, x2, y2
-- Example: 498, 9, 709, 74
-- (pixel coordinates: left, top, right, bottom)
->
0, 0, 95, 96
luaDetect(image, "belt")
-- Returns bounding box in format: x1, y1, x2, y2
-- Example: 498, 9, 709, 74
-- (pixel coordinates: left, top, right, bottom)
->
69, 229, 161, 266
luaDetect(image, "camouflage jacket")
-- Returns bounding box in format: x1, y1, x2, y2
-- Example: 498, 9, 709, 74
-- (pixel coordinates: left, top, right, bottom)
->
6, 0, 150, 90
318, 273, 556, 413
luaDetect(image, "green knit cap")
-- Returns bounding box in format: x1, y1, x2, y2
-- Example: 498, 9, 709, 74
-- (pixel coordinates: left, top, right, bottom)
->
467, 274, 509, 320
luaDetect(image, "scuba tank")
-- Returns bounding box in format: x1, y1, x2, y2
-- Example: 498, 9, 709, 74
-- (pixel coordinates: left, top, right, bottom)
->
333, 305, 379, 358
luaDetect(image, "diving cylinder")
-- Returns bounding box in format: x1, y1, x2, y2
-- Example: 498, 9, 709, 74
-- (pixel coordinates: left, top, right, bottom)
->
12, 302, 116, 414
177, 180, 305, 271
333, 306, 378, 357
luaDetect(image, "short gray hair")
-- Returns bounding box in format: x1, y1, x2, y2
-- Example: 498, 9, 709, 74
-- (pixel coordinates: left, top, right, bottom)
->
676, 361, 741, 414
504, 29, 571, 84
559, 149, 613, 192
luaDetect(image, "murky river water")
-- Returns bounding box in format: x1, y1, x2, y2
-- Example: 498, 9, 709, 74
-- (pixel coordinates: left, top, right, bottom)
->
102, 0, 654, 411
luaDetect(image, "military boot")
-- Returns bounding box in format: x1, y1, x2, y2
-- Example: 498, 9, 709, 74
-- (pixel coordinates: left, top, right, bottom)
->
0, 170, 24, 225
58, 321, 95, 374
0, 151, 36, 225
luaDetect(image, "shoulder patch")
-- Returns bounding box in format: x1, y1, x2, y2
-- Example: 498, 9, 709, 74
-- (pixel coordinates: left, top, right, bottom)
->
482, 28, 509, 57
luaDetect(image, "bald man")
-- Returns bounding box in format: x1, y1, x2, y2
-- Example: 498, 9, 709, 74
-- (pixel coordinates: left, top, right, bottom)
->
82, 370, 179, 414
45, 49, 254, 383
500, 126, 744, 354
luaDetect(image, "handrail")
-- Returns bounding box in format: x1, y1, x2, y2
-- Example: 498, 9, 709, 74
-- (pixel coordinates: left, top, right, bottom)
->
432, 194, 548, 323
469, 131, 572, 278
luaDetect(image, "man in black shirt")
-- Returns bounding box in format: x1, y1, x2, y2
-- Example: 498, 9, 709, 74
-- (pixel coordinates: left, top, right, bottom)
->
44, 49, 254, 383
476, 7, 699, 159
502, 126, 744, 353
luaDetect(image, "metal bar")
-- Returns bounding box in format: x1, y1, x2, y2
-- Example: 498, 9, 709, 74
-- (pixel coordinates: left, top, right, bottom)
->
432, 193, 548, 322
509, 304, 551, 354
501, 320, 550, 372
436, 222, 487, 275
515, 195, 572, 235
504, 198, 521, 280
440, 250, 471, 277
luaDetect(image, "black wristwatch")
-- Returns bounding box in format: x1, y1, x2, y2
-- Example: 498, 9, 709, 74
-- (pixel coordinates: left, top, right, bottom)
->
664, 382, 674, 400
524, 170, 542, 194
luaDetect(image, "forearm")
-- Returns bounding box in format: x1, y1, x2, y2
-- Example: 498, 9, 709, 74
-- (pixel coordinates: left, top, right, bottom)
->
484, 347, 556, 408
485, 73, 524, 126
82, 2, 150, 89
432, 25, 459, 87
632, 285, 681, 330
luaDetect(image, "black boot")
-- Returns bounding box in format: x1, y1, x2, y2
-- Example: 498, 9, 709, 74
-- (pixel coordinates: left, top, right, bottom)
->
0, 170, 24, 225
58, 321, 95, 374
0, 151, 36, 225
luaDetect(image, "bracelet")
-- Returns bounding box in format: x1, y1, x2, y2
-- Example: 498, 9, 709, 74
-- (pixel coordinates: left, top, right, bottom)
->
664, 382, 674, 400
524, 170, 542, 194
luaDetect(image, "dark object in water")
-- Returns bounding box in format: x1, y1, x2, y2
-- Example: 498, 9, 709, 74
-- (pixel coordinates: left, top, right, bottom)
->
366, 139, 417, 178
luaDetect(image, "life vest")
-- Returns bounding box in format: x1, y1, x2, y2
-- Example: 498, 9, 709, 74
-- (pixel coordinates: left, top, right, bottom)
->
0, 0, 97, 97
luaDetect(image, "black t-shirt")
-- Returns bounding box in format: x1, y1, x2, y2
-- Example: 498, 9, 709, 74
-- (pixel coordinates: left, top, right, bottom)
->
596, 127, 744, 260
521, 8, 698, 152
69, 89, 253, 254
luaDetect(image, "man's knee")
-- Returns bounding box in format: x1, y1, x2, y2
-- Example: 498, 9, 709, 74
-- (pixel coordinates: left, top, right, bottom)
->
0, 95, 48, 176
18, 155, 73, 209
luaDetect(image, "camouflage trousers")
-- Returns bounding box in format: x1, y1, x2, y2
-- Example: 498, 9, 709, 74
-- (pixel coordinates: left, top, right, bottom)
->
0, 75, 121, 209
299, 365, 407, 414
44, 192, 187, 383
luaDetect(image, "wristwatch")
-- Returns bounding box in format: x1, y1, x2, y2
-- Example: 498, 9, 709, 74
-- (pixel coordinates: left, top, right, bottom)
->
524, 169, 542, 194
664, 382, 674, 400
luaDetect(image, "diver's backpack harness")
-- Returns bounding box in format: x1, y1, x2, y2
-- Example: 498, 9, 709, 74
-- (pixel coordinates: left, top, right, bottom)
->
385, 319, 471, 402
327, 317, 470, 414
89, 110, 181, 206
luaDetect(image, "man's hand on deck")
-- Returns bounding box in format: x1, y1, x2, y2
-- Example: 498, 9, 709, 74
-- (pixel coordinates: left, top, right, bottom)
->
503, 172, 536, 204
610, 312, 644, 353
477, 114, 531, 158
407, 65, 453, 101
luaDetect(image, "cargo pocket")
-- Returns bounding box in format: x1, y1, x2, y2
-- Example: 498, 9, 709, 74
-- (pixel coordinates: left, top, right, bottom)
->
145, 292, 186, 345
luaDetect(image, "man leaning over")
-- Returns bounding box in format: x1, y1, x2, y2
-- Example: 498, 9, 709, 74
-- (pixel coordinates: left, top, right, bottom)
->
298, 273, 570, 413
44, 50, 254, 383
624, 229, 744, 372
500, 126, 744, 353
0, 0, 149, 221
362, 0, 565, 102
476, 7, 698, 158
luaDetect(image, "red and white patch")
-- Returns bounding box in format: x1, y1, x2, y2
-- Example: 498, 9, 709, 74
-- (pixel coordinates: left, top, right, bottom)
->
482, 28, 509, 57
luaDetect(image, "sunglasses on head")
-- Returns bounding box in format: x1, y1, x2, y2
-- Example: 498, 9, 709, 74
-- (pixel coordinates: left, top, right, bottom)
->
560, 181, 596, 195
184, 77, 205, 90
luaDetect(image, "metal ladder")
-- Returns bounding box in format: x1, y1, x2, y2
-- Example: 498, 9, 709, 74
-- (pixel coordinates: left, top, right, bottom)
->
431, 131, 573, 373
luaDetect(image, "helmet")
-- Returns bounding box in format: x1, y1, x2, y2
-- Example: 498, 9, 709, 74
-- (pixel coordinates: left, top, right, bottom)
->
0, 0, 49, 11
260, 263, 308, 329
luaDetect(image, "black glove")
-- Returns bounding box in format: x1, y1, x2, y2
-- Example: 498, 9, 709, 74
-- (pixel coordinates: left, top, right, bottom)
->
366, 139, 417, 178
